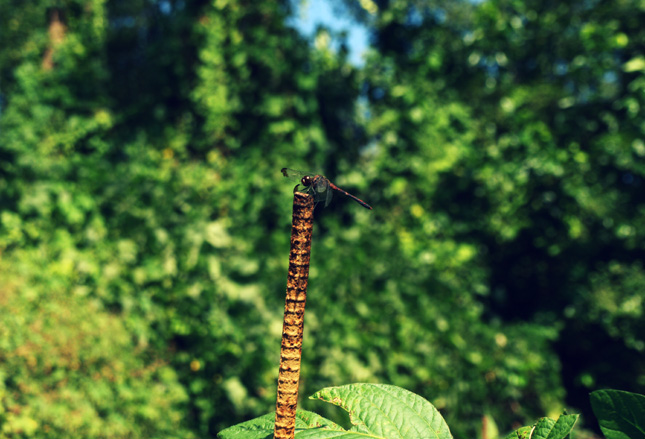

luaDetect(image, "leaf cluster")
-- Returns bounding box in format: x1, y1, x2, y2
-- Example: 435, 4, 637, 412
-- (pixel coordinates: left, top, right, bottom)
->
218, 385, 645, 439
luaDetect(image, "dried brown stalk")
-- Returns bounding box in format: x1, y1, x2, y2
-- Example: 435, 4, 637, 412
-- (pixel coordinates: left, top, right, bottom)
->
273, 190, 315, 439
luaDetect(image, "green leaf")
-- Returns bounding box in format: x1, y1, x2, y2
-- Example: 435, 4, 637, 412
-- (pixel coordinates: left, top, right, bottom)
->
309, 383, 454, 439
530, 418, 556, 439
216, 410, 341, 439
590, 390, 645, 439
504, 413, 578, 439
532, 414, 578, 439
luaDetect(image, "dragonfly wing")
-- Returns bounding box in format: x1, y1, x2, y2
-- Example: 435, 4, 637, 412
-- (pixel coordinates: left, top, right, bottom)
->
281, 168, 304, 180
281, 168, 316, 181
324, 185, 333, 206
312, 177, 330, 205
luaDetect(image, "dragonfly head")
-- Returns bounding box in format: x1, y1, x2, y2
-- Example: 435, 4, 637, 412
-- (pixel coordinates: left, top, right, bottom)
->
301, 175, 313, 187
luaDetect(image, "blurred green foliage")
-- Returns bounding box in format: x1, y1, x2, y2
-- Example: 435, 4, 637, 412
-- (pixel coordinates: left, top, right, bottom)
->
0, 252, 192, 438
0, 0, 643, 438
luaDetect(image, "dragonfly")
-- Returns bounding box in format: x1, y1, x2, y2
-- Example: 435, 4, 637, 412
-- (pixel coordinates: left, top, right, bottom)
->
281, 168, 373, 210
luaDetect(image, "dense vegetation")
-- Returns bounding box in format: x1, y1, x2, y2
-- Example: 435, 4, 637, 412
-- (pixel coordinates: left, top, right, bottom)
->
1, 0, 643, 438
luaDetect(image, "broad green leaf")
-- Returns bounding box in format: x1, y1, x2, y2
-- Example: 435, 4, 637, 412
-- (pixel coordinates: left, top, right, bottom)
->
590, 390, 645, 439
309, 383, 453, 439
532, 414, 578, 439
531, 418, 555, 439
217, 410, 341, 439
504, 413, 578, 439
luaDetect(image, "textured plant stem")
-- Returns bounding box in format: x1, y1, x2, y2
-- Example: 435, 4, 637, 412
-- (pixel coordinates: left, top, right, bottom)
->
274, 190, 315, 439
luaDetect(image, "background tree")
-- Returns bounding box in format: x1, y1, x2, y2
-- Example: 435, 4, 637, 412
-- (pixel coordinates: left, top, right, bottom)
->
350, 0, 645, 428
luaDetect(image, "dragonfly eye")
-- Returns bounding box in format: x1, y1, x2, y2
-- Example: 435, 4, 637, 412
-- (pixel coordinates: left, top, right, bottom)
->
301, 176, 312, 186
